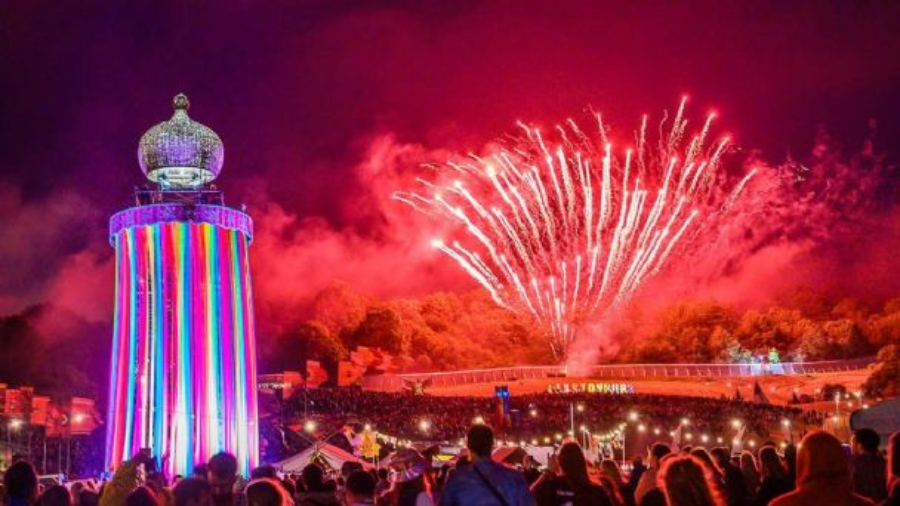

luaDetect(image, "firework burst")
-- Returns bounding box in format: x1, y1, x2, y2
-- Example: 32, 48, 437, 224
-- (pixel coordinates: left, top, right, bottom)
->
394, 98, 756, 358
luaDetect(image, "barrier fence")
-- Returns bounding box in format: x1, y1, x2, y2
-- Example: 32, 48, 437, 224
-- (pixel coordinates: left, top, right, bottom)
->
361, 356, 876, 392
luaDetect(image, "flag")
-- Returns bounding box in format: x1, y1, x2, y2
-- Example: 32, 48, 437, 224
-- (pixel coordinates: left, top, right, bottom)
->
305, 360, 329, 388
493, 386, 511, 430
372, 349, 399, 374
70, 397, 100, 435
731, 423, 747, 454
781, 421, 793, 443
752, 382, 770, 404
282, 371, 303, 398
337, 361, 364, 387
3, 388, 26, 417
493, 398, 508, 430
45, 403, 66, 437
30, 396, 50, 426
671, 424, 683, 448
351, 346, 377, 369
351, 346, 399, 374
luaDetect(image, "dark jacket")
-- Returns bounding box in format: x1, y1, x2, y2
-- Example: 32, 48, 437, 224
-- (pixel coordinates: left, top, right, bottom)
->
756, 475, 792, 506
440, 458, 535, 506
720, 462, 748, 506
852, 453, 888, 503
531, 474, 612, 506
628, 463, 647, 499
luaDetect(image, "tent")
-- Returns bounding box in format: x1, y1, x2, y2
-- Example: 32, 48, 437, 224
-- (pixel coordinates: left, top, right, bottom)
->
276, 442, 370, 473
492, 446, 555, 467
492, 446, 528, 465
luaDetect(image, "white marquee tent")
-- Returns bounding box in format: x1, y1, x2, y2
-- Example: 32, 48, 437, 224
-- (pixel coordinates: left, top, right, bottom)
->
275, 442, 371, 473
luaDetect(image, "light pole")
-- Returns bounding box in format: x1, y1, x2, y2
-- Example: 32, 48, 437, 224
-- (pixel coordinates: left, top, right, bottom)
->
570, 403, 575, 437
7, 419, 22, 457
570, 403, 583, 438
622, 411, 640, 467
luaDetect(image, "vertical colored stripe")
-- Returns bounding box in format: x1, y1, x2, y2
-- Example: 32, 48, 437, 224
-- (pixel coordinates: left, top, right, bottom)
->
123, 229, 138, 457
180, 222, 194, 472
241, 233, 260, 470
229, 230, 249, 474
218, 227, 235, 460
105, 233, 124, 469
152, 225, 167, 463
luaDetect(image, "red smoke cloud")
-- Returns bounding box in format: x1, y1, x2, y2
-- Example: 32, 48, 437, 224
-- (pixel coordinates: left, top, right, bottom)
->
2, 3, 899, 344
620, 127, 900, 319
0, 184, 110, 319
1, 118, 898, 363
248, 134, 473, 336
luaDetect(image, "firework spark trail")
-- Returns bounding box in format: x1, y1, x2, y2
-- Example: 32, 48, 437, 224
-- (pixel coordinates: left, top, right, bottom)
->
394, 101, 755, 358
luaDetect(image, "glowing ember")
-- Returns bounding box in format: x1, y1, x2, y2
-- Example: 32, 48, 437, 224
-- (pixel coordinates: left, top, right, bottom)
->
395, 98, 755, 357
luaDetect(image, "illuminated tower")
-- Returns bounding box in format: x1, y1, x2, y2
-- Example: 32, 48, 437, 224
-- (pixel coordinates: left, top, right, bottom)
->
105, 94, 259, 476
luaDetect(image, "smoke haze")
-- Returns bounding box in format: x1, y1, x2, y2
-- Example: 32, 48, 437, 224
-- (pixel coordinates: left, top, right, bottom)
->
1, 2, 900, 379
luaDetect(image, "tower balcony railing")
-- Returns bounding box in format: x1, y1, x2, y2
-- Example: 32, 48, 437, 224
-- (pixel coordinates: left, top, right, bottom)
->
109, 199, 253, 244
133, 187, 225, 207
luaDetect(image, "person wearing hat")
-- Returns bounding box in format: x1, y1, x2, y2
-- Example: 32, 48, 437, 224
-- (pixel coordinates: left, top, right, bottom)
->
440, 425, 535, 506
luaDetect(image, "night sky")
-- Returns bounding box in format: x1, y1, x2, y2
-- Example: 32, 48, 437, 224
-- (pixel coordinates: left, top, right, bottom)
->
2, 2, 900, 328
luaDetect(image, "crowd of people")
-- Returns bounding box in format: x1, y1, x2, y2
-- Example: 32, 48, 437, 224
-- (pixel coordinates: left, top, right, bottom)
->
2, 423, 898, 506
280, 388, 822, 446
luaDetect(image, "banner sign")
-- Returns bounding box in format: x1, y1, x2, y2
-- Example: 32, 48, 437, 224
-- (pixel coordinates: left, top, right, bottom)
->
547, 382, 636, 395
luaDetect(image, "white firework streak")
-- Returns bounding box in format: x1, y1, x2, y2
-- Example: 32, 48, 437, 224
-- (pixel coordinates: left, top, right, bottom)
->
398, 103, 755, 358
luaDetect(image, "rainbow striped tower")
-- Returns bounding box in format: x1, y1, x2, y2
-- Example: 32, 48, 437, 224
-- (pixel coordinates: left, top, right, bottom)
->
105, 94, 259, 476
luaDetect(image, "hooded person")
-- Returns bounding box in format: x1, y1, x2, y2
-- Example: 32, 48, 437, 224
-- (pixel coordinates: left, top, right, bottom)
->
770, 431, 874, 506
